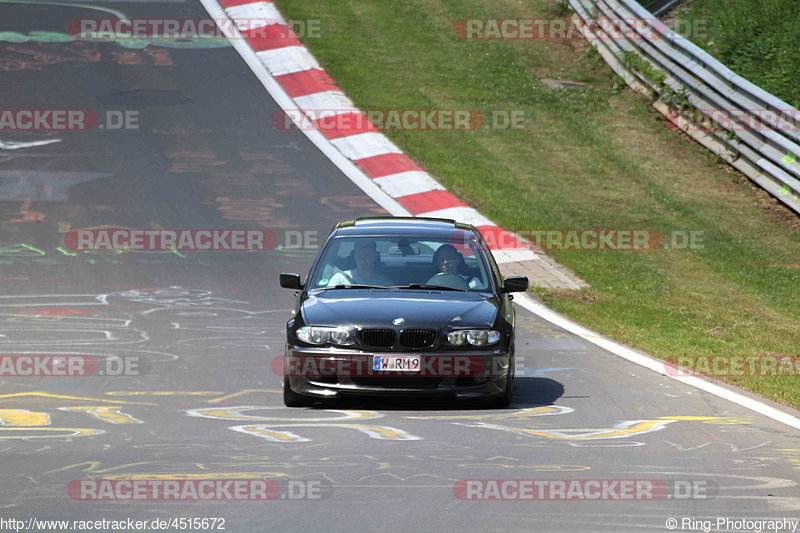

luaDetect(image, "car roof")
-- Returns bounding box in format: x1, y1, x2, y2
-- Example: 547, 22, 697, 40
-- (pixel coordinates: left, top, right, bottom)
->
331, 217, 479, 239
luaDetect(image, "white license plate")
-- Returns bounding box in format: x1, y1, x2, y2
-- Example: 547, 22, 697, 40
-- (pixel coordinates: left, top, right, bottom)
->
373, 355, 421, 372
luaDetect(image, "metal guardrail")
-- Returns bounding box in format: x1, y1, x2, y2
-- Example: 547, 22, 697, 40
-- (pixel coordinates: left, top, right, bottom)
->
567, 0, 800, 215
646, 0, 684, 18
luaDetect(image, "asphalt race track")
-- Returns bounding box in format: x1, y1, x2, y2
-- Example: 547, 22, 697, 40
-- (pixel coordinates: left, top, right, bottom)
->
0, 1, 799, 532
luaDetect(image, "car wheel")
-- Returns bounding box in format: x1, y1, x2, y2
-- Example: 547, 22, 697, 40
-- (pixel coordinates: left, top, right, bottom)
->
283, 377, 314, 407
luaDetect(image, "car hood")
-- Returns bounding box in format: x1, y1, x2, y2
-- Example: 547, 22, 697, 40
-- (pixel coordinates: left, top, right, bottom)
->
301, 289, 499, 329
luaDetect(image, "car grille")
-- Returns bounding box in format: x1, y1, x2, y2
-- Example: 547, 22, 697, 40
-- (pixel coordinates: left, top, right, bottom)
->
399, 329, 437, 349
359, 329, 396, 349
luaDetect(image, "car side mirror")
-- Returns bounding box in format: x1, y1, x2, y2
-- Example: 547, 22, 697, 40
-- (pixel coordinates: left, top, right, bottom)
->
502, 276, 528, 293
280, 273, 304, 290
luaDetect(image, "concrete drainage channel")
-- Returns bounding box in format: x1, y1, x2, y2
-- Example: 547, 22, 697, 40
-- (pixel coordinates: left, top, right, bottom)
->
497, 253, 587, 290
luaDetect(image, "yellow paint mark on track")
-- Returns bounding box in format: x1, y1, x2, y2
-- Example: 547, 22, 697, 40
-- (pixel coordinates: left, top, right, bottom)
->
105, 391, 223, 396
206, 389, 281, 403
457, 462, 592, 471
232, 423, 422, 442
658, 416, 750, 425
354, 473, 458, 483
338, 484, 452, 488
188, 406, 381, 422
46, 461, 160, 475
0, 392, 152, 405
0, 427, 104, 438
234, 426, 307, 442
0, 409, 51, 426
405, 406, 571, 420
460, 420, 673, 440
101, 473, 291, 480
777, 449, 800, 469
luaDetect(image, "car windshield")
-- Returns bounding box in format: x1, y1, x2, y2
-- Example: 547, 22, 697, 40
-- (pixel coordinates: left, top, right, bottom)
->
309, 236, 492, 291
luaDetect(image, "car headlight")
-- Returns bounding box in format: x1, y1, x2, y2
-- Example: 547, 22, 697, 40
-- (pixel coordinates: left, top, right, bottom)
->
296, 326, 354, 346
446, 329, 501, 346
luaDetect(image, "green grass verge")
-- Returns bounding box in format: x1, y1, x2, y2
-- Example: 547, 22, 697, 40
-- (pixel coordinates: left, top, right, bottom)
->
675, 0, 800, 108
274, 0, 800, 409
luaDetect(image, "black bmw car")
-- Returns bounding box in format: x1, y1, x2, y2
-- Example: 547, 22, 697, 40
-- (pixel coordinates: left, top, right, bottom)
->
279, 217, 528, 407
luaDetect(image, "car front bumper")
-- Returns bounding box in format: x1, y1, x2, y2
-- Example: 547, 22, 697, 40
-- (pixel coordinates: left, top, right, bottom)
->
283, 345, 512, 400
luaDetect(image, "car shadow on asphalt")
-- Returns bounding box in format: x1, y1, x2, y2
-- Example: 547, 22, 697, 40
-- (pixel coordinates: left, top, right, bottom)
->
317, 377, 564, 411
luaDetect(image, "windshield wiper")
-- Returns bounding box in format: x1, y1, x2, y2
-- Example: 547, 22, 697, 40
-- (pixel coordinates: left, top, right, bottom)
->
391, 284, 468, 292
320, 284, 392, 290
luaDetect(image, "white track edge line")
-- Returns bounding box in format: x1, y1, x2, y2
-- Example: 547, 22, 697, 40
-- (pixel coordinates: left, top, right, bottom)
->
202, 0, 800, 431
515, 293, 800, 430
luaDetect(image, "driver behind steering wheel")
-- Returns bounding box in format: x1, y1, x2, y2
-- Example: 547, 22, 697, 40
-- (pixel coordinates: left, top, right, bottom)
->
427, 244, 481, 289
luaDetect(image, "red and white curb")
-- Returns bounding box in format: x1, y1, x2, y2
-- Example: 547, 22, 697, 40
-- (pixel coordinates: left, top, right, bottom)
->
198, 0, 799, 430
205, 0, 543, 265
